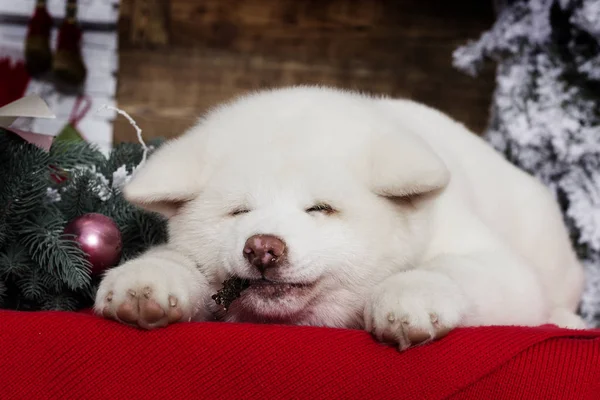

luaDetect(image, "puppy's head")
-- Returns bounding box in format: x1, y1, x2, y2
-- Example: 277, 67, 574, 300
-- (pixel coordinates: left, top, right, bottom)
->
124, 87, 449, 328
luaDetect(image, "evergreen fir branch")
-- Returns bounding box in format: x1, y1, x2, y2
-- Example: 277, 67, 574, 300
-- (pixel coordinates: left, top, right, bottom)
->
0, 243, 31, 279
0, 280, 6, 305
57, 171, 106, 221
0, 133, 50, 249
103, 139, 164, 186
99, 193, 167, 262
0, 131, 166, 311
20, 209, 92, 291
135, 211, 168, 247
16, 267, 53, 301
99, 193, 136, 225
0, 277, 38, 310
104, 142, 146, 177
49, 140, 105, 171
32, 261, 69, 295
41, 292, 80, 311
0, 144, 50, 218
100, 196, 145, 261
0, 220, 9, 251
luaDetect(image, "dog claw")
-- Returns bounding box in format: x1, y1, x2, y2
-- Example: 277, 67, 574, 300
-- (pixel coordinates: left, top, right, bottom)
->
102, 306, 113, 319
430, 313, 439, 324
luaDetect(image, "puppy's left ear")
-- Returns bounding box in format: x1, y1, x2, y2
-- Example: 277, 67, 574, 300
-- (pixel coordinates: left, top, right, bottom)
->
370, 132, 450, 198
123, 136, 205, 218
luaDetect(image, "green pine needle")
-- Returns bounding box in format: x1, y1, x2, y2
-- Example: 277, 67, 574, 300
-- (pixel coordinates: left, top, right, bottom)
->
0, 133, 167, 311
17, 267, 53, 301
41, 292, 80, 311
0, 243, 31, 278
0, 280, 6, 304
20, 211, 92, 291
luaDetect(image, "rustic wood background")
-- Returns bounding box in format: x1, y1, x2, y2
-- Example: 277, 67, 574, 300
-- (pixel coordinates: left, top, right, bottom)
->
115, 0, 496, 143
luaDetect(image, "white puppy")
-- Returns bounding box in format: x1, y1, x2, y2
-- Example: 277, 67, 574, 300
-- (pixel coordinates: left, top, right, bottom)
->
95, 86, 586, 350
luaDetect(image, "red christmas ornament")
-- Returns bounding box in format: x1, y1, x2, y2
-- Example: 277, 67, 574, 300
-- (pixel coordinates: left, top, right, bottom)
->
64, 213, 122, 274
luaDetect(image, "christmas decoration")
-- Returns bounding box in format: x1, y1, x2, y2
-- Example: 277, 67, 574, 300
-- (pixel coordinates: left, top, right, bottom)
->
1, 1, 119, 155
0, 94, 55, 151
212, 277, 250, 310
53, 0, 87, 90
54, 95, 91, 143
63, 213, 122, 275
24, 0, 53, 77
0, 59, 30, 107
454, 0, 600, 327
0, 127, 166, 312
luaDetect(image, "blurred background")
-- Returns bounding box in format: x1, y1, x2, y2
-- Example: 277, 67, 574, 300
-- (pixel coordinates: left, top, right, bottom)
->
0, 0, 496, 149
115, 0, 495, 143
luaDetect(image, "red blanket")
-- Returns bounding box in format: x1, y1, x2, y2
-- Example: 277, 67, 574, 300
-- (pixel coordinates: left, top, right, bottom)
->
1, 310, 599, 399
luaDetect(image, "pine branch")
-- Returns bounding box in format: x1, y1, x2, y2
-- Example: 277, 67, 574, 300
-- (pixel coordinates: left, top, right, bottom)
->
100, 193, 167, 262
103, 139, 164, 186
0, 132, 50, 248
57, 170, 106, 221
0, 280, 6, 305
49, 140, 105, 171
16, 266, 54, 301
103, 142, 145, 178
0, 219, 10, 251
41, 292, 80, 311
136, 211, 168, 248
20, 209, 92, 290
0, 132, 166, 311
0, 243, 31, 278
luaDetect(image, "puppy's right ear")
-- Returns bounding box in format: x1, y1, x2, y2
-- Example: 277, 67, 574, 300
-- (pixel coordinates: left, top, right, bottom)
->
123, 138, 205, 218
369, 131, 449, 199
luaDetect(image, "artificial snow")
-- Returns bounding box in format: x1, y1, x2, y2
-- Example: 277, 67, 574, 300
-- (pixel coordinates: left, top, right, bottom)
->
454, 0, 600, 326
45, 188, 61, 203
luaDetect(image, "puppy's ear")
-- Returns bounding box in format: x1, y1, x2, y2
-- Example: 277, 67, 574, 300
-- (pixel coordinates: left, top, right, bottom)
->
370, 132, 450, 198
123, 138, 205, 218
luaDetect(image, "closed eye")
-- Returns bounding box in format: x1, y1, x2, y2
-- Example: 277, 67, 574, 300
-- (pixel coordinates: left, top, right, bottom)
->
230, 208, 251, 217
305, 203, 337, 215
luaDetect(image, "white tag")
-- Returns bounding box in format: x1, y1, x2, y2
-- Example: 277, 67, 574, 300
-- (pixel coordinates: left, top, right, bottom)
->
0, 95, 55, 129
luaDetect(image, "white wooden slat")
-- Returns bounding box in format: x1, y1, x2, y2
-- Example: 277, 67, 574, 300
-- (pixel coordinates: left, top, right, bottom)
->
0, 1, 120, 151
0, 0, 119, 26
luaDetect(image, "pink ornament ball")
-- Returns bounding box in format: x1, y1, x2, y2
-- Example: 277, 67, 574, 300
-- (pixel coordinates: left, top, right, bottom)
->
63, 213, 123, 274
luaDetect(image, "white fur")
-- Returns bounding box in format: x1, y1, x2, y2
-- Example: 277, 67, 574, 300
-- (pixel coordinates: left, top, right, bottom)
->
95, 86, 586, 345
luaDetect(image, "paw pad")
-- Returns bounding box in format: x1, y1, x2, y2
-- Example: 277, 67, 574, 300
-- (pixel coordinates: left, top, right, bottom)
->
101, 288, 185, 329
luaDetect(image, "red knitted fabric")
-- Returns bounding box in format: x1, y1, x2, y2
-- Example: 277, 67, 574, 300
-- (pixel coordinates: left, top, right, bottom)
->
0, 310, 598, 399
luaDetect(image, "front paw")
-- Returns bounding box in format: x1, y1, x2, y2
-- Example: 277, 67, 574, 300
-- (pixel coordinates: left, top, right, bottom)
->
94, 256, 208, 330
364, 270, 467, 351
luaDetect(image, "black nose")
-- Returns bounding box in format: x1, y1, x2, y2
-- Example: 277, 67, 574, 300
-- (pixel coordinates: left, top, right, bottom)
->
243, 234, 286, 272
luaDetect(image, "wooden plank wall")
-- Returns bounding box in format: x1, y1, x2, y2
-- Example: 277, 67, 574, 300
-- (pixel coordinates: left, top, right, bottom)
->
115, 0, 496, 143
